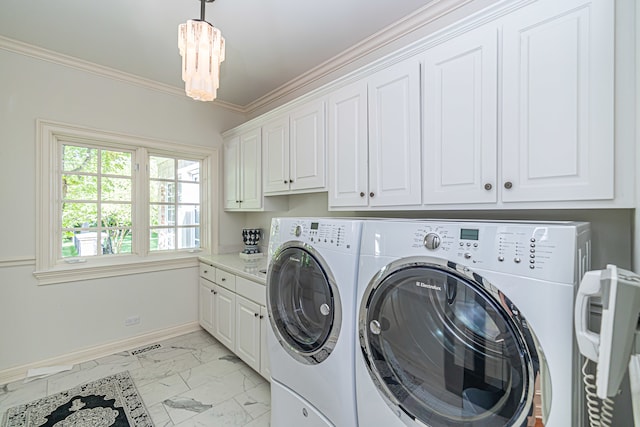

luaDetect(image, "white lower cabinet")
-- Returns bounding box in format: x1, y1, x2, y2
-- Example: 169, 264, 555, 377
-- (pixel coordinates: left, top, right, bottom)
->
199, 262, 270, 380
235, 295, 261, 372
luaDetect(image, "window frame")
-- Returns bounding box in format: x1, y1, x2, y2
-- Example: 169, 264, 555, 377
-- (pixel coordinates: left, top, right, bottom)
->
35, 120, 217, 285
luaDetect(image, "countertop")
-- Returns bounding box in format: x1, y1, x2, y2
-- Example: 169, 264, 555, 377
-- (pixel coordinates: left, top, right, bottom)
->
198, 253, 268, 285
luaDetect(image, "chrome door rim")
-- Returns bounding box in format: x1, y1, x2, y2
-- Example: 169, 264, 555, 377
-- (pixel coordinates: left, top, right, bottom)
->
358, 256, 550, 426
267, 241, 342, 365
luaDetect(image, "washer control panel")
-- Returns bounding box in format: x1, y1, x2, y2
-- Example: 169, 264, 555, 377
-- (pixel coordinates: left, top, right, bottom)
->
270, 218, 361, 255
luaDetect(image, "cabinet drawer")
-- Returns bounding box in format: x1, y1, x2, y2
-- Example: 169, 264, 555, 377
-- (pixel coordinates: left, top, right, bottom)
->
236, 276, 266, 306
199, 263, 216, 283
216, 269, 236, 291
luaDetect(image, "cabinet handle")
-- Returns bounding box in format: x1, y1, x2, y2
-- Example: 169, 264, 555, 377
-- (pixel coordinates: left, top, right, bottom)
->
254, 313, 259, 317
359, 192, 365, 197
284, 180, 288, 184
484, 183, 492, 191
369, 192, 375, 198
504, 181, 513, 190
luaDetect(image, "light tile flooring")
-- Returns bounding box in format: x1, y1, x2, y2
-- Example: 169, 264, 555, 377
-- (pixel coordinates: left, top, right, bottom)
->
0, 330, 271, 426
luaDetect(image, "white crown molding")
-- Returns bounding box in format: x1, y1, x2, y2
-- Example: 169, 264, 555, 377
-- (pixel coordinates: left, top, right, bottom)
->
242, 0, 475, 114
0, 322, 201, 385
0, 35, 246, 113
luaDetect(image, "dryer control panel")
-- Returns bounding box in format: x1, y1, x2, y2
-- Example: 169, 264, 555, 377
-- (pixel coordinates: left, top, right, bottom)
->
362, 220, 590, 284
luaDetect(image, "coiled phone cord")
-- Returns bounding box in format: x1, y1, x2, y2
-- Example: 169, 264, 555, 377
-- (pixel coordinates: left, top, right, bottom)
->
583, 359, 615, 427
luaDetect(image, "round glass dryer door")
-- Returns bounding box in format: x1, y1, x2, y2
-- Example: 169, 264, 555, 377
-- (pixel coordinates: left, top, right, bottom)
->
359, 257, 548, 427
267, 242, 341, 365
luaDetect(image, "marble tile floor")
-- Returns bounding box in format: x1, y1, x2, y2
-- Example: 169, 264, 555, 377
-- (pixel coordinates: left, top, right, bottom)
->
0, 330, 271, 426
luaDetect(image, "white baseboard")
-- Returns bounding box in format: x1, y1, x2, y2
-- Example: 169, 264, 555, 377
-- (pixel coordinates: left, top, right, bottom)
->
0, 322, 202, 386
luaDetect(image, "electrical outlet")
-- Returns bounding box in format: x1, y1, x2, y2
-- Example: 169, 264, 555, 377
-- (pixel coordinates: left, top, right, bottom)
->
125, 315, 140, 326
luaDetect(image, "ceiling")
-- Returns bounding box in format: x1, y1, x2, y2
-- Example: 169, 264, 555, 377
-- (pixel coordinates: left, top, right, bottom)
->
0, 0, 444, 111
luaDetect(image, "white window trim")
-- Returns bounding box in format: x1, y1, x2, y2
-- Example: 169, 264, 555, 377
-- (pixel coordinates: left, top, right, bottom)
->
35, 119, 218, 285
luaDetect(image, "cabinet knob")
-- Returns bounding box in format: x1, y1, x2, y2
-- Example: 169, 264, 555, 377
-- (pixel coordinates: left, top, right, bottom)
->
359, 192, 365, 197
210, 289, 214, 293
254, 312, 259, 317
369, 192, 375, 198
290, 179, 294, 183
504, 181, 513, 190
221, 277, 226, 281
259, 315, 264, 319
203, 270, 208, 273
484, 183, 492, 191
284, 180, 288, 184
213, 291, 217, 295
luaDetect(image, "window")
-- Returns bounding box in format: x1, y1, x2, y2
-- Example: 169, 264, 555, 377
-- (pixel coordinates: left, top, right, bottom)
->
36, 120, 217, 285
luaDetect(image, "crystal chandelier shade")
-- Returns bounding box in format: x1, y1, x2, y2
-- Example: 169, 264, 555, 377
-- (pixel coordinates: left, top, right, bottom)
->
178, 2, 225, 102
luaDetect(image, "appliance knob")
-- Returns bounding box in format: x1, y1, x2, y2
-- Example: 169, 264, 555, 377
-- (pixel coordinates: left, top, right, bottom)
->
423, 233, 441, 250
294, 225, 302, 237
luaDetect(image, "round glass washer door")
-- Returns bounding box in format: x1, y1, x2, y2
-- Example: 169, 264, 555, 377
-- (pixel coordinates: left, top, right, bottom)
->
359, 256, 549, 427
267, 241, 341, 365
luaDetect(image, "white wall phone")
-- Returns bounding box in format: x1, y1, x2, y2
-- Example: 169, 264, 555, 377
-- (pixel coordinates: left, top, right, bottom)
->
575, 264, 640, 426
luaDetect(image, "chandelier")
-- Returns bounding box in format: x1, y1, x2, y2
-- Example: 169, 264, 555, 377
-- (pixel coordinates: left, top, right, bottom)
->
178, 0, 225, 102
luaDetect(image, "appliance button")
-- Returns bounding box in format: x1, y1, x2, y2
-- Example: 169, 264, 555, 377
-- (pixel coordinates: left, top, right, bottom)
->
529, 265, 535, 269
530, 249, 535, 253
514, 257, 521, 263
498, 256, 504, 262
530, 254, 535, 258
473, 243, 478, 247
423, 233, 441, 250
530, 259, 535, 264
464, 253, 472, 259
466, 242, 471, 247
530, 243, 536, 248
530, 238, 536, 242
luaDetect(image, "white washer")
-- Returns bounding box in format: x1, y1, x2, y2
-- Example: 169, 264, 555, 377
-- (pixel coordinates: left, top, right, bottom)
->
267, 217, 362, 427
355, 220, 590, 427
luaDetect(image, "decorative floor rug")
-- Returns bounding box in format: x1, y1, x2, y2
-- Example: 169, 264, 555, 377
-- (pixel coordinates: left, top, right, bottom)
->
2, 371, 153, 427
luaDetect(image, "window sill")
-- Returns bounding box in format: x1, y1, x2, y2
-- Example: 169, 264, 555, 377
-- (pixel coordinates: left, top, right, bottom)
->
33, 254, 204, 285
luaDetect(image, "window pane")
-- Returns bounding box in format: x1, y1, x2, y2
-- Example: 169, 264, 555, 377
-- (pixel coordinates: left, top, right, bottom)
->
102, 177, 132, 201
62, 175, 98, 201
70, 231, 102, 257
150, 205, 175, 226
62, 233, 79, 258
178, 182, 200, 203
178, 160, 200, 182
62, 145, 97, 173
178, 227, 200, 249
178, 205, 199, 226
150, 156, 174, 179
150, 181, 175, 203
62, 203, 97, 228
102, 203, 132, 227
102, 229, 132, 254
101, 150, 132, 176
151, 228, 175, 251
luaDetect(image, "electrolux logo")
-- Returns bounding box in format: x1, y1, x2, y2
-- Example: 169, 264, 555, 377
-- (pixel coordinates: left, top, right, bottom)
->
416, 281, 442, 291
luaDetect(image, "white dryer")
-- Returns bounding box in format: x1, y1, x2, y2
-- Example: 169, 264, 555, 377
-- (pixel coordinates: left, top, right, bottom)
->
266, 217, 362, 427
355, 220, 590, 427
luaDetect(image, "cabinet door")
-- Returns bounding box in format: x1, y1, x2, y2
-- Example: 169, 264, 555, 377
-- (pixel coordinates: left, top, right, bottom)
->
259, 305, 270, 380
239, 128, 263, 209
214, 284, 236, 351
327, 81, 369, 208
422, 25, 498, 204
290, 99, 326, 192
263, 116, 290, 194
368, 57, 422, 207
198, 279, 215, 335
223, 136, 240, 209
501, 0, 614, 202
235, 295, 261, 372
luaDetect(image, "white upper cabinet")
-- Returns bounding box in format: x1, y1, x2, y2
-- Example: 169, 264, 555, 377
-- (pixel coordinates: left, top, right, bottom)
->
500, 0, 614, 202
328, 57, 421, 209
223, 127, 262, 210
368, 58, 422, 207
422, 24, 498, 205
263, 99, 326, 195
328, 81, 369, 208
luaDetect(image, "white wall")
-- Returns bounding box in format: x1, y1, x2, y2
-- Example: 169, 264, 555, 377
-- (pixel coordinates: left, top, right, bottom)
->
0, 48, 245, 373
